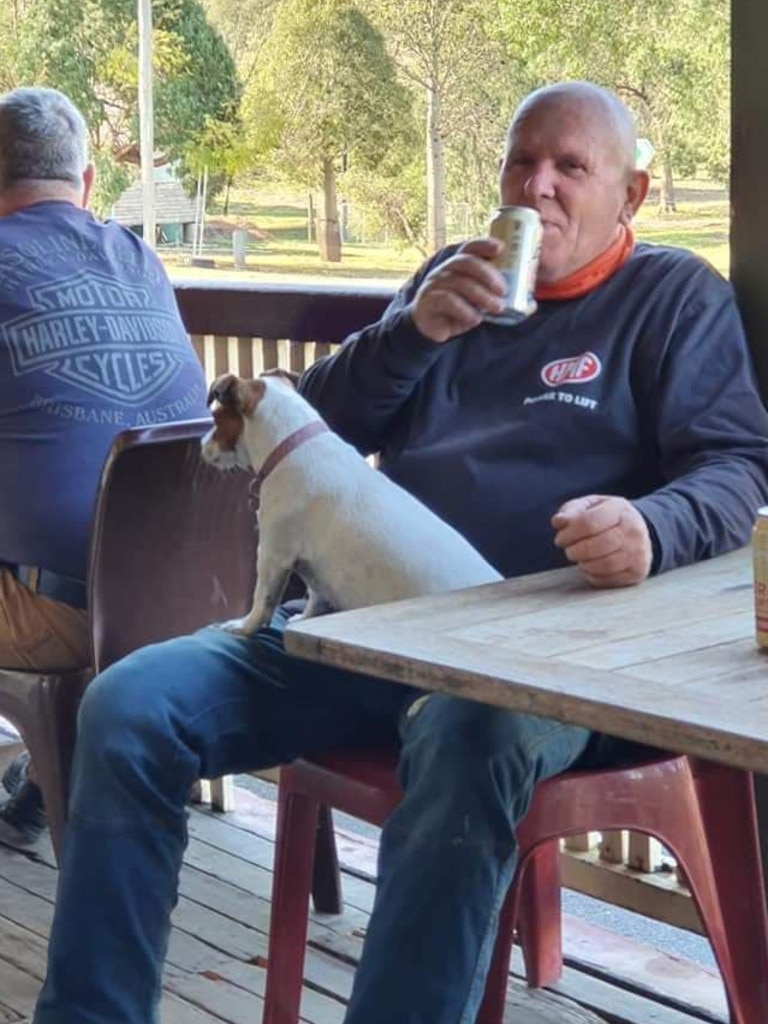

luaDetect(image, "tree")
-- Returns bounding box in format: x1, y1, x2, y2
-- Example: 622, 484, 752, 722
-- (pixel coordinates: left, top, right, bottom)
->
360, 0, 514, 252
0, 0, 39, 90
342, 143, 427, 255
250, 0, 413, 261
15, 0, 240, 210
201, 0, 282, 88
184, 114, 257, 214
199, 0, 285, 211
497, 0, 729, 212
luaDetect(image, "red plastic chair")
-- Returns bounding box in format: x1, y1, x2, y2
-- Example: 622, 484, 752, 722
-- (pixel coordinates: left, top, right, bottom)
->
263, 747, 768, 1024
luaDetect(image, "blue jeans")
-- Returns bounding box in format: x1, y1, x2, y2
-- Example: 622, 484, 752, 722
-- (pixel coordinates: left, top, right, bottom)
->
34, 610, 624, 1024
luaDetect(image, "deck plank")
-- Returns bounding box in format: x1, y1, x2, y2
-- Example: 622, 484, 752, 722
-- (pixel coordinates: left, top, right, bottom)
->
0, 794, 722, 1024
0, 930, 44, 1020
161, 991, 228, 1024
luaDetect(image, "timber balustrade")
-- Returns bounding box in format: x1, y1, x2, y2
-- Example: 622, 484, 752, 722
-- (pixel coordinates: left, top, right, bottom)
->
174, 279, 394, 382
173, 278, 700, 936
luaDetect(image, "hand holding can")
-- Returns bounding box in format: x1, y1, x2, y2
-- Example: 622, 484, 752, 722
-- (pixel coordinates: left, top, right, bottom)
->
484, 205, 542, 326
410, 237, 507, 344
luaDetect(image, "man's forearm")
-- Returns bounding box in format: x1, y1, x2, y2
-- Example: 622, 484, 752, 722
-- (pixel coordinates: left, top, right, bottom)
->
299, 303, 442, 454
635, 460, 768, 573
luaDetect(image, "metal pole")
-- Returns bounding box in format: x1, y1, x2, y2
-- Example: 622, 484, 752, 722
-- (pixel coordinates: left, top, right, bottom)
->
138, 0, 156, 249
193, 171, 203, 257
198, 165, 209, 256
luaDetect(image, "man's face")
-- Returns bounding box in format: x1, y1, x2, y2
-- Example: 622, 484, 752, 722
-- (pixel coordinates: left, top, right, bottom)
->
498, 98, 646, 283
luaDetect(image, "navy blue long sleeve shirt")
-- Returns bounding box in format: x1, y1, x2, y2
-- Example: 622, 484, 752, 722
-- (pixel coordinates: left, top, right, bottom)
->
301, 243, 768, 579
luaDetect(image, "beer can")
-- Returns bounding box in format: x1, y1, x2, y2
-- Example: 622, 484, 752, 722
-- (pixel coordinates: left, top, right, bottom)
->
753, 507, 768, 647
484, 205, 542, 326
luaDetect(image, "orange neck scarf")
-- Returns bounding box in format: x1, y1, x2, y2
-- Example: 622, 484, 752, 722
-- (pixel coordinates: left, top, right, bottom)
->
535, 225, 634, 302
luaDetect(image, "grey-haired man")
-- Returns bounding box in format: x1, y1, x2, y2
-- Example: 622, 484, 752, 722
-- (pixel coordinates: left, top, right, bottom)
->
0, 86, 208, 840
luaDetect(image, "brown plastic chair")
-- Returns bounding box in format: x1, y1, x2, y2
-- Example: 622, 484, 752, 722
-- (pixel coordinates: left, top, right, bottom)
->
87, 420, 257, 671
0, 663, 91, 858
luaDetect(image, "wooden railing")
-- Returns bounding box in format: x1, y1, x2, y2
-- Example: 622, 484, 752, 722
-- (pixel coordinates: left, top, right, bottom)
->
173, 278, 702, 936
174, 279, 394, 382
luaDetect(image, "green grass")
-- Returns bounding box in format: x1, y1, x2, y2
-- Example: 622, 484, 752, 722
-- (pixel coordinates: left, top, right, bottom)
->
240, 202, 309, 241
163, 179, 731, 284
635, 184, 729, 275
164, 241, 420, 283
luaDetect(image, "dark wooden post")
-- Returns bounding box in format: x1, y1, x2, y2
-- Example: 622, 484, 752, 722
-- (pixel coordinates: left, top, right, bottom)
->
731, 0, 768, 895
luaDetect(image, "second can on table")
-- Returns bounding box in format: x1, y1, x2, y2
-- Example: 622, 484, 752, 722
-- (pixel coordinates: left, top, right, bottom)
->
753, 506, 768, 648
484, 205, 542, 326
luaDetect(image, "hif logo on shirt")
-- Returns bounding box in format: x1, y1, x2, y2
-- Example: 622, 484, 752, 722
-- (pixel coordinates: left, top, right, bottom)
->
541, 352, 601, 388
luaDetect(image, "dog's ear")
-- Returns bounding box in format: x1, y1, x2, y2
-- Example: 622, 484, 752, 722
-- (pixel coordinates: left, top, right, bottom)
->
239, 378, 266, 415
207, 373, 239, 408
261, 368, 300, 390
208, 374, 265, 415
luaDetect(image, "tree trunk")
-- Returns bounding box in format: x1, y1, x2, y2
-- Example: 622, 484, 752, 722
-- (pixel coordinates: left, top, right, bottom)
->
307, 192, 315, 242
223, 174, 233, 216
318, 158, 341, 262
658, 155, 677, 214
340, 200, 349, 243
426, 81, 447, 252
395, 208, 428, 259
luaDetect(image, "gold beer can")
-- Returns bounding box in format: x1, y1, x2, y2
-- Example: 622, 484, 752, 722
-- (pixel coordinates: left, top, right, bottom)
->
753, 506, 768, 647
484, 205, 542, 326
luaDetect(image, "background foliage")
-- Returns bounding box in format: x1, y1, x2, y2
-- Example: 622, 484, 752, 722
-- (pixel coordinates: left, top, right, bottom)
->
2, 0, 239, 210
0, 0, 730, 250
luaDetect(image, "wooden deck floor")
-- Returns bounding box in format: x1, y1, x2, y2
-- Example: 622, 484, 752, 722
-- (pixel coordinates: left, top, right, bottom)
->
0, 785, 726, 1024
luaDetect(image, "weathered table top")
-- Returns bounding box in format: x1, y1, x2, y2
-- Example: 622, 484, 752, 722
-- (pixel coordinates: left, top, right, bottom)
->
285, 546, 768, 773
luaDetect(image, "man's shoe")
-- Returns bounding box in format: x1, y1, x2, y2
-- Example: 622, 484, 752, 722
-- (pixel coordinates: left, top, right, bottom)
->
2, 750, 31, 795
0, 753, 47, 844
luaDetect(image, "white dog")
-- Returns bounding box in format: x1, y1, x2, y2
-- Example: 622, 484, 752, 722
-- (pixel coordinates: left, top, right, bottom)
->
201, 372, 502, 635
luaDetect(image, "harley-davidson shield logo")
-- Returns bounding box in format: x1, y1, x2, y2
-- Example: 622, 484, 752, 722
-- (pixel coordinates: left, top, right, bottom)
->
2, 270, 189, 405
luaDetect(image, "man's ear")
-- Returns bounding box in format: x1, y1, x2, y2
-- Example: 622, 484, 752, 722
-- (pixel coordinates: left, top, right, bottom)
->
620, 169, 650, 225
81, 163, 96, 210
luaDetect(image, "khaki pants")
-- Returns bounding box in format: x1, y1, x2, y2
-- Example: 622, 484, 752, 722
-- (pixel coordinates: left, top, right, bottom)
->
0, 567, 90, 672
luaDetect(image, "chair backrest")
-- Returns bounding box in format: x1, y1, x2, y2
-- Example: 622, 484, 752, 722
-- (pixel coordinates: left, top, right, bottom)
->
87, 420, 258, 672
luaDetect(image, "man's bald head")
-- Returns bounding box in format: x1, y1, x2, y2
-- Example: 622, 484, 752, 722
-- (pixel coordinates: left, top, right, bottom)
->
498, 80, 649, 282
510, 82, 637, 179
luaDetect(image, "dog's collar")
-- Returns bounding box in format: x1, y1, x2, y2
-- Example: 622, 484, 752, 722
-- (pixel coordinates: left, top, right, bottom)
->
253, 419, 330, 488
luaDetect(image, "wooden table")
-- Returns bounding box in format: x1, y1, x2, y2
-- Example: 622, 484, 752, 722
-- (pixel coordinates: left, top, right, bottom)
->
285, 546, 768, 774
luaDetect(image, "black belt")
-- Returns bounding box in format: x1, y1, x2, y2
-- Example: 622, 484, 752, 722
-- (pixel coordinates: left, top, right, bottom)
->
2, 563, 88, 610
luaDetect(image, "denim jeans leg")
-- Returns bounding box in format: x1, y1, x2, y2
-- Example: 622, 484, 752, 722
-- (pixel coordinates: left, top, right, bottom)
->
34, 618, 416, 1024
344, 695, 595, 1024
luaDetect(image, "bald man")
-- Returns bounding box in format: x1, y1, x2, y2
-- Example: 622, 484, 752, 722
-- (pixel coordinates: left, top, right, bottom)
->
34, 83, 768, 1024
